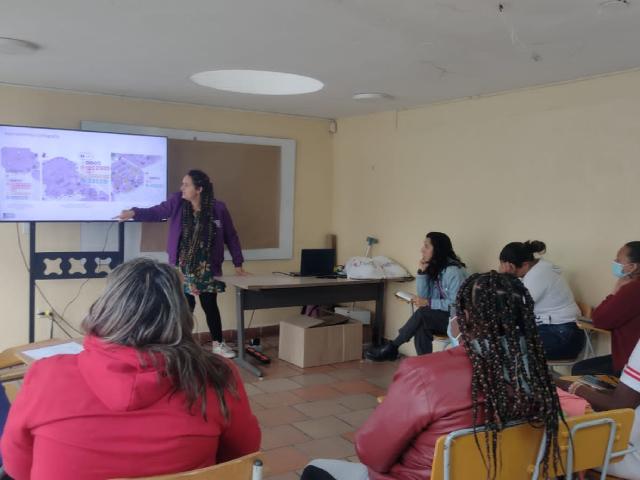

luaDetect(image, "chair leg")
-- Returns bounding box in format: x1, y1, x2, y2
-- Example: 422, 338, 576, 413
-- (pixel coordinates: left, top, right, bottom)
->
583, 330, 595, 359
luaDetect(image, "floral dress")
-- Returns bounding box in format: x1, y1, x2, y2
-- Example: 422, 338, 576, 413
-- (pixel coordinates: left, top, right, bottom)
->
179, 212, 224, 296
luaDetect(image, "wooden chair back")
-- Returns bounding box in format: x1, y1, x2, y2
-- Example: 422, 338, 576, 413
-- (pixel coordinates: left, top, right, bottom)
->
430, 409, 635, 480
2, 381, 20, 404
112, 452, 263, 480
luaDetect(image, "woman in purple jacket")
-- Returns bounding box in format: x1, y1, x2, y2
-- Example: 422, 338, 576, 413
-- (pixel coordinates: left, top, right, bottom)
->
117, 169, 246, 358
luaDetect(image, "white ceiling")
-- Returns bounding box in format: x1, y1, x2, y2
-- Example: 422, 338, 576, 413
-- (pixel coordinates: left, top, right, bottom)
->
2, 0, 640, 119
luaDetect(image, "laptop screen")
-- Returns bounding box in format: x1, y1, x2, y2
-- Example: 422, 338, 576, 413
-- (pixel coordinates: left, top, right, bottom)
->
300, 249, 336, 276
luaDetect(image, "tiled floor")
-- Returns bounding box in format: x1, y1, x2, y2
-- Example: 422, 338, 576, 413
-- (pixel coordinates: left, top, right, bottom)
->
232, 336, 401, 479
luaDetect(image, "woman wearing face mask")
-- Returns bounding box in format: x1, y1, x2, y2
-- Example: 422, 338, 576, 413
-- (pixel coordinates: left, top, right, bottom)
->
572, 241, 640, 376
365, 232, 467, 361
499, 240, 583, 361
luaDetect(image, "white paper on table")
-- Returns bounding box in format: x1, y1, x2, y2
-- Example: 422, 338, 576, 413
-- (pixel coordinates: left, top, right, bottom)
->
21, 342, 84, 360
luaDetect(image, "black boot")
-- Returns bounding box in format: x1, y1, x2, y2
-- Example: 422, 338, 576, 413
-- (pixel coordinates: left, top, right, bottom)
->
365, 342, 399, 362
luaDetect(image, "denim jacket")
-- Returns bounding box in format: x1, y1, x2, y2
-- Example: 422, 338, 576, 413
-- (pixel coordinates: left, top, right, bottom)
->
416, 264, 468, 313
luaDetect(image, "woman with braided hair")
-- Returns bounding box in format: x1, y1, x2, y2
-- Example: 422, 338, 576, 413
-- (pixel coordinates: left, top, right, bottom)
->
301, 271, 564, 480
117, 170, 246, 358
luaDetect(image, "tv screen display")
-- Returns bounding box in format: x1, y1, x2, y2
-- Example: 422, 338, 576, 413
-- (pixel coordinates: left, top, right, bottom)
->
0, 125, 167, 221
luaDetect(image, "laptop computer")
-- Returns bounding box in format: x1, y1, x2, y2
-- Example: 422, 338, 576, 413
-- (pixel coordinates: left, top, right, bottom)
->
291, 249, 336, 277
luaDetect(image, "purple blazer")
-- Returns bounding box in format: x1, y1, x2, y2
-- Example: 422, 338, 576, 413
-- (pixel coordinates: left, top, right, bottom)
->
132, 192, 244, 276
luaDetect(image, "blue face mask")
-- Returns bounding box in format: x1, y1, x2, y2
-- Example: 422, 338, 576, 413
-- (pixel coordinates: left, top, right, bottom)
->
612, 261, 628, 279
447, 318, 461, 347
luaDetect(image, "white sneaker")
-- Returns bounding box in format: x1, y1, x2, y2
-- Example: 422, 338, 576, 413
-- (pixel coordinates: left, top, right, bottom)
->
212, 341, 236, 359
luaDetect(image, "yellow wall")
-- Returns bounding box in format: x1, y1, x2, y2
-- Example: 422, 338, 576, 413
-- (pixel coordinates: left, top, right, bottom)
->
0, 85, 333, 350
3, 69, 639, 355
332, 70, 640, 354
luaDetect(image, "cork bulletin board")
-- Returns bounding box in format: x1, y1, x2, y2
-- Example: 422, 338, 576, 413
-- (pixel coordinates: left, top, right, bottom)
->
81, 122, 295, 261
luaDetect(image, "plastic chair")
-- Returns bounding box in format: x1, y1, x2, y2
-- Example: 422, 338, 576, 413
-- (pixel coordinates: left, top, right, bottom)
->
430, 409, 635, 480
547, 302, 597, 373
111, 452, 264, 480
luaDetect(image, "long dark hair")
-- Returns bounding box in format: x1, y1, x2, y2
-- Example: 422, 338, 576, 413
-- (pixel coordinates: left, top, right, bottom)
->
455, 271, 564, 479
499, 240, 546, 268
82, 258, 236, 419
625, 241, 640, 263
424, 231, 465, 280
179, 170, 217, 272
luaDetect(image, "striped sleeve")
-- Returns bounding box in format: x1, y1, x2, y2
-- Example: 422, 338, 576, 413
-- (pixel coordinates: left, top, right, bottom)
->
620, 341, 640, 392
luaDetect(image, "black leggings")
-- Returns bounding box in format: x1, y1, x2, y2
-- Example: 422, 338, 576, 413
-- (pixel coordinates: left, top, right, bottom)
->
185, 292, 222, 342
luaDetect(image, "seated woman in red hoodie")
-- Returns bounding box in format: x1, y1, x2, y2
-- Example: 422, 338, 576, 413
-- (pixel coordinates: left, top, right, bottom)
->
1, 258, 260, 480
301, 272, 564, 480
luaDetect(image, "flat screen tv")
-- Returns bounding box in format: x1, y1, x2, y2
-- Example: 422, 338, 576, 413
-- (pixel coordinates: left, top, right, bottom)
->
0, 125, 167, 221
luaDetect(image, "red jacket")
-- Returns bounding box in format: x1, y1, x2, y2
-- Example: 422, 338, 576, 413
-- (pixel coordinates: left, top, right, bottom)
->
592, 279, 640, 372
356, 347, 477, 480
1, 336, 260, 480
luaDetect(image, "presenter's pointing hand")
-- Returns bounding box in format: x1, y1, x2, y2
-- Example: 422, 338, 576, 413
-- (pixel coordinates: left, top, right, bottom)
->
114, 209, 135, 222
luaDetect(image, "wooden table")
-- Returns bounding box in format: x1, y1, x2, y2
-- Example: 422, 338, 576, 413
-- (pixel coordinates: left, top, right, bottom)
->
216, 275, 386, 377
0, 338, 83, 378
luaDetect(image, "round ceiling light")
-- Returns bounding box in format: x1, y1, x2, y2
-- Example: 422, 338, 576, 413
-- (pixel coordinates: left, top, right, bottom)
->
352, 92, 394, 101
0, 37, 39, 55
190, 69, 324, 95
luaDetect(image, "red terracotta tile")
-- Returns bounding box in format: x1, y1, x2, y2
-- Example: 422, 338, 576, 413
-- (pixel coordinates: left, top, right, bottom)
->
293, 400, 350, 419
299, 365, 338, 374
290, 373, 336, 387
341, 431, 356, 443
332, 380, 385, 395
335, 393, 379, 410
265, 473, 300, 480
295, 436, 356, 459
252, 390, 305, 409
337, 408, 375, 428
291, 384, 343, 401
254, 378, 302, 393
262, 424, 311, 450
256, 406, 309, 428
293, 416, 353, 439
262, 446, 310, 475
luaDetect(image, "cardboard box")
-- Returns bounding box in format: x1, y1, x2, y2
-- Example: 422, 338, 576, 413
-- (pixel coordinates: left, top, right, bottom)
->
334, 306, 371, 325
278, 314, 363, 368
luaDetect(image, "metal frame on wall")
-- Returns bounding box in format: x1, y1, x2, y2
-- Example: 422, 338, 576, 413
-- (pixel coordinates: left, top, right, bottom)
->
28, 222, 125, 342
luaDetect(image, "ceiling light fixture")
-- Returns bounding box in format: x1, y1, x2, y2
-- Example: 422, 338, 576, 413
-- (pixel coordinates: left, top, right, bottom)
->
352, 93, 394, 101
190, 69, 323, 95
599, 0, 630, 7
0, 37, 40, 55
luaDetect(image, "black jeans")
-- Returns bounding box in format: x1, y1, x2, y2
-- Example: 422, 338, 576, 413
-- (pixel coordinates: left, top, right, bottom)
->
392, 307, 450, 355
571, 354, 619, 376
301, 466, 338, 480
185, 292, 222, 342
538, 322, 585, 360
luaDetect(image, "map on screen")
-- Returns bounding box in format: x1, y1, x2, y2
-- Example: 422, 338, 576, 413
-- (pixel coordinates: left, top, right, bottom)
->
0, 125, 167, 221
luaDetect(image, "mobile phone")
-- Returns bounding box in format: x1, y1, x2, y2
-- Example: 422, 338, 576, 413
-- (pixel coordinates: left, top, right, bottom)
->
579, 375, 616, 391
